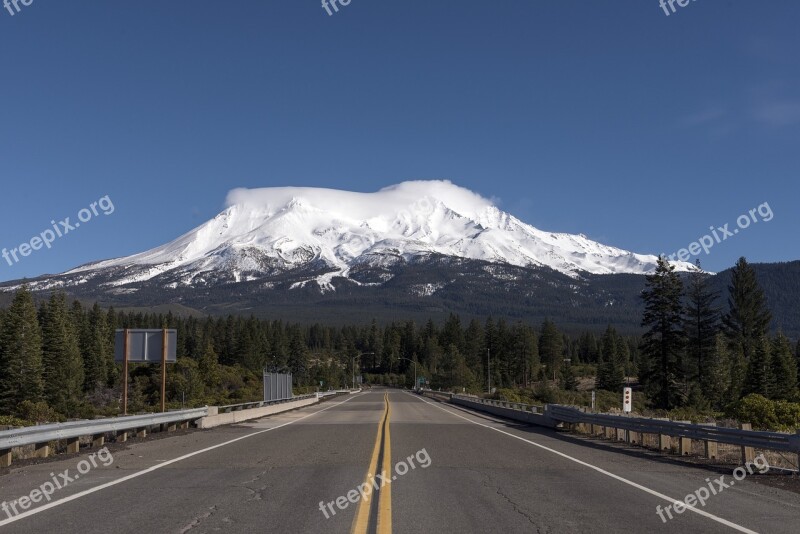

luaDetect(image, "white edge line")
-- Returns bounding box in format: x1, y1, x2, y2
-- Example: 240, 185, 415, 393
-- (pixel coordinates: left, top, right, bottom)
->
408, 392, 759, 534
0, 392, 366, 527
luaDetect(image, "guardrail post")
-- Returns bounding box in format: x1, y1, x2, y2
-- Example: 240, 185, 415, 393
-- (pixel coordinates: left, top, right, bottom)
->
677, 421, 692, 456
136, 427, 147, 439
116, 430, 128, 442
740, 423, 755, 464
616, 428, 625, 442
92, 433, 105, 448
66, 437, 80, 454
701, 423, 718, 459
0, 448, 11, 467
658, 429, 671, 451
34, 442, 50, 459
167, 422, 177, 432
180, 421, 189, 430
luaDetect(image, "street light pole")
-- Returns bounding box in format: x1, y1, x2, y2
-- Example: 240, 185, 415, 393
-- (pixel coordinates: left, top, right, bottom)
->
397, 357, 419, 390
352, 352, 375, 390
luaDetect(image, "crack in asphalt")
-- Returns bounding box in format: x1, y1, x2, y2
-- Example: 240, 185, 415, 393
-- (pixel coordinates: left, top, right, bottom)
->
469, 467, 550, 533
179, 504, 219, 533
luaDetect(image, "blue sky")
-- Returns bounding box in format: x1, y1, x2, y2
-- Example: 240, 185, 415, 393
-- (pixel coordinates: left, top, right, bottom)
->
0, 0, 798, 281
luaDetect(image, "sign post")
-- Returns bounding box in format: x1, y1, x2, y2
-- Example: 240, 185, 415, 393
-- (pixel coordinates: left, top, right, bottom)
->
115, 329, 177, 415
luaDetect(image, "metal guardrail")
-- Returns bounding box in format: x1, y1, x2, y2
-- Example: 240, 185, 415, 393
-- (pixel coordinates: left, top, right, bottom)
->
0, 407, 208, 450
446, 395, 800, 455
317, 389, 357, 399
451, 394, 546, 414
217, 390, 358, 413
546, 405, 800, 453
217, 394, 318, 413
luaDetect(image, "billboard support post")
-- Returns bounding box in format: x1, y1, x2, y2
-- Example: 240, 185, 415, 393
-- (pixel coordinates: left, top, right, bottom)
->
115, 329, 177, 415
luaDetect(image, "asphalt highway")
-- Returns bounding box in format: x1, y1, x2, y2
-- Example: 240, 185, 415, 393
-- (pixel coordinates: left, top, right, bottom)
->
0, 389, 798, 533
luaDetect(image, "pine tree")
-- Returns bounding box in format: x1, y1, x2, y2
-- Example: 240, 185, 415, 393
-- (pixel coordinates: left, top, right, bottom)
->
706, 334, 731, 409
640, 257, 686, 409
597, 326, 625, 392
560, 360, 578, 391
539, 319, 563, 382
198, 339, 221, 389
723, 257, 772, 367
41, 293, 85, 415
84, 303, 112, 392
770, 333, 797, 400
0, 286, 44, 413
683, 261, 720, 387
744, 336, 772, 397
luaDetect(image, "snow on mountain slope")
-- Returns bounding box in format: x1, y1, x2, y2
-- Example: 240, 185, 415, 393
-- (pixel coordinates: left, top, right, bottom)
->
65, 180, 694, 288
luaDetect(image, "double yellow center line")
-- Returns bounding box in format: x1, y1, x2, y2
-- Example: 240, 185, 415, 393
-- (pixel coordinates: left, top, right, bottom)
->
351, 392, 392, 534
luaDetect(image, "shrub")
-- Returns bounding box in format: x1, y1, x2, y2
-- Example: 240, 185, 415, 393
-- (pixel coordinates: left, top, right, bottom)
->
728, 394, 781, 431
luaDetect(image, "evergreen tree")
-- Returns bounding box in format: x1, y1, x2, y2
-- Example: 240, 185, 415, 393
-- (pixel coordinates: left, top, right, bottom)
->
41, 293, 85, 415
84, 303, 112, 392
198, 339, 221, 389
683, 261, 720, 387
539, 319, 563, 382
0, 287, 44, 413
744, 336, 772, 397
640, 257, 685, 409
723, 257, 772, 367
560, 360, 578, 391
770, 333, 797, 400
597, 326, 625, 392
706, 334, 731, 409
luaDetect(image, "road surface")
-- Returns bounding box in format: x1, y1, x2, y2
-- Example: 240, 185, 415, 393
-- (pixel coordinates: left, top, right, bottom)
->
0, 389, 797, 533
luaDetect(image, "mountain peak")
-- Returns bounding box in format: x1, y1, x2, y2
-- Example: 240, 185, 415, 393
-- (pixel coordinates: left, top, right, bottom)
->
9, 181, 695, 295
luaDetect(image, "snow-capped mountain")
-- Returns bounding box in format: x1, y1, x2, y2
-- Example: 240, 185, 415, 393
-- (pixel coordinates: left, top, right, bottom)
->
15, 180, 689, 295
52, 180, 690, 292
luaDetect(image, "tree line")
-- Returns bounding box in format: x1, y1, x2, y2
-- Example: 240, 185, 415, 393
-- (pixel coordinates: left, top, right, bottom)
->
0, 255, 797, 420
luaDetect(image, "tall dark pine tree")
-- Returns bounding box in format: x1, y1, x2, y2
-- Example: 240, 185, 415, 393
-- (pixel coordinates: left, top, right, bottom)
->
722, 257, 772, 371
770, 333, 797, 400
683, 260, 720, 388
743, 336, 772, 397
539, 319, 563, 382
640, 257, 686, 409
596, 326, 625, 392
0, 287, 44, 413
41, 293, 85, 415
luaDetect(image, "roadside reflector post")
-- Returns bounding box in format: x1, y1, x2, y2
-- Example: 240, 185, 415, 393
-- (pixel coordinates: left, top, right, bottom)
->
622, 387, 632, 414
